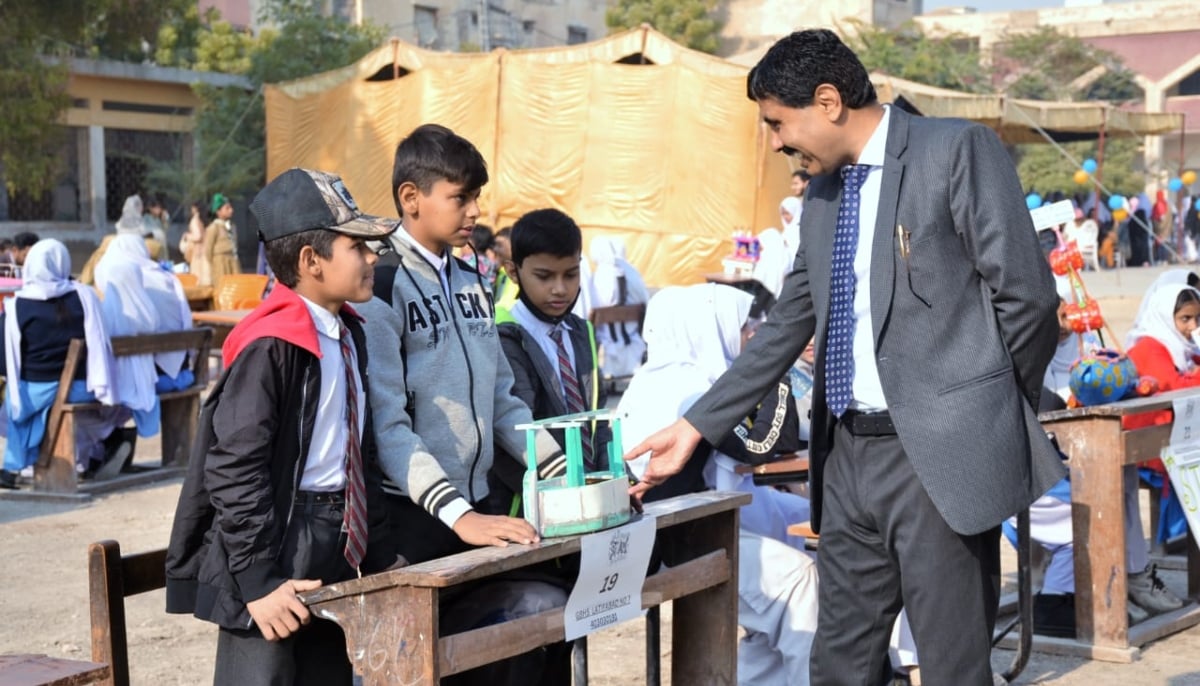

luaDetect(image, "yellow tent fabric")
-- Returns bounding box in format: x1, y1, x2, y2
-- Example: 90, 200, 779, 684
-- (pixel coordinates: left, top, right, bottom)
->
265, 27, 790, 287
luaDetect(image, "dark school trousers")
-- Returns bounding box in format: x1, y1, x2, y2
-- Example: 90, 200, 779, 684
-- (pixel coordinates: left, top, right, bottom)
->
213, 497, 356, 686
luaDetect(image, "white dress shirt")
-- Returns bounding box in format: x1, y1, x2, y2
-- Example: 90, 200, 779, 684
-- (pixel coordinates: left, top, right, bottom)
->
849, 105, 891, 411
297, 295, 366, 492
510, 300, 578, 400
393, 224, 451, 298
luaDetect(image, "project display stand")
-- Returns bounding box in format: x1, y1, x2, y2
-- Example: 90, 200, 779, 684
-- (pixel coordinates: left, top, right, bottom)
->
517, 410, 632, 538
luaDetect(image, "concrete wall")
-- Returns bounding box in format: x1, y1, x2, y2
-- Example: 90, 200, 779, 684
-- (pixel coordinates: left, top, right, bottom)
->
717, 0, 919, 58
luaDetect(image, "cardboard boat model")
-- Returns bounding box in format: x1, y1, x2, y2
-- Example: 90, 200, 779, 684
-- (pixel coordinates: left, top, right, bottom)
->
516, 409, 633, 538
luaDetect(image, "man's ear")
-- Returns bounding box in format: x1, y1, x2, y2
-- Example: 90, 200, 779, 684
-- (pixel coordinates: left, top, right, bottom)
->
813, 83, 843, 122
397, 182, 420, 219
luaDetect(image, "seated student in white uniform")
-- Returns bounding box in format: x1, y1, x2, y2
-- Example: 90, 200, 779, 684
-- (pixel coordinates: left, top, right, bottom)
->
588, 235, 648, 378
621, 284, 818, 686
1005, 276, 1185, 636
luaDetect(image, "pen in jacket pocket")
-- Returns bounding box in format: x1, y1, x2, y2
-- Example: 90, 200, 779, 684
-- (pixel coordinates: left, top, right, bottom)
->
897, 224, 911, 265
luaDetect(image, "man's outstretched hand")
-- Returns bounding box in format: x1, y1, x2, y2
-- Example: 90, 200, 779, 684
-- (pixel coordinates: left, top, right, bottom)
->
623, 418, 703, 502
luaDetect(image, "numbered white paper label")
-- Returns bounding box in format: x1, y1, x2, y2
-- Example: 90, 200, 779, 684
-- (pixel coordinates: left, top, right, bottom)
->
563, 516, 656, 641
1161, 445, 1200, 541
1171, 396, 1200, 446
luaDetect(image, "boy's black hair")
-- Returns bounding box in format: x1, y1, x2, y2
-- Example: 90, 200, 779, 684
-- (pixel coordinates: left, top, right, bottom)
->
1189, 273, 1200, 289
791, 169, 810, 180
496, 226, 512, 239
0, 238, 12, 251
510, 209, 582, 266
746, 29, 877, 110
391, 124, 489, 216
13, 232, 39, 249
470, 224, 495, 254
263, 228, 339, 288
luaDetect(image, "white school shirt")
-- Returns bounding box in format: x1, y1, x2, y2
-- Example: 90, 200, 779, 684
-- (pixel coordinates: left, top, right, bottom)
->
394, 224, 451, 299
297, 295, 366, 492
509, 300, 578, 400
848, 105, 891, 412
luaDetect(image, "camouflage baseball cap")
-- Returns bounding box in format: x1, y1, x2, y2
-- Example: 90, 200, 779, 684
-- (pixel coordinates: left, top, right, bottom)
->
249, 168, 397, 242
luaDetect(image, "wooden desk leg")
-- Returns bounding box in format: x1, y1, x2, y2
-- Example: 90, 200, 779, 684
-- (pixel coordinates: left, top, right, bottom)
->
670, 509, 739, 686
1189, 530, 1200, 599
159, 397, 199, 467
35, 412, 78, 493
312, 586, 439, 686
1061, 417, 1128, 648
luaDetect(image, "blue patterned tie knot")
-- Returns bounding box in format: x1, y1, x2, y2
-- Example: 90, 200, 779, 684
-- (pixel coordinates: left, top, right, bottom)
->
825, 164, 871, 418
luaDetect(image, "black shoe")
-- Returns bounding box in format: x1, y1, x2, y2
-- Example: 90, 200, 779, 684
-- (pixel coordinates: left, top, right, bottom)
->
1033, 592, 1076, 638
0, 470, 18, 489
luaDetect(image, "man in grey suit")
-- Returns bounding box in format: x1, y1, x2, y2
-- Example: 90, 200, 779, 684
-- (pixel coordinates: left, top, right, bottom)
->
626, 30, 1066, 684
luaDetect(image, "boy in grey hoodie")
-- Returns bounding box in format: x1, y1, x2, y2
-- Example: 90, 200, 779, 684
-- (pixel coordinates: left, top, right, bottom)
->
359, 124, 567, 564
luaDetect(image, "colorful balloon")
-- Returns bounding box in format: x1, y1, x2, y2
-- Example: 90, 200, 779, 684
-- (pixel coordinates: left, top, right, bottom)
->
1082, 158, 1098, 174
1073, 169, 1091, 185
1169, 178, 1184, 192
1113, 208, 1129, 221
1107, 194, 1124, 210
1183, 170, 1198, 185
1026, 193, 1042, 210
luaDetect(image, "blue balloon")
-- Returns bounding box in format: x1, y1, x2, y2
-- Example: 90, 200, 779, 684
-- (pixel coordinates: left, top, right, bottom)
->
1170, 178, 1184, 192
1108, 194, 1125, 210
1195, 198, 1200, 211
1082, 158, 1098, 174
1025, 193, 1042, 210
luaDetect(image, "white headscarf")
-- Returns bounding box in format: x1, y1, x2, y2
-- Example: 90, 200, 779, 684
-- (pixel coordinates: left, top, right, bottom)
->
619, 284, 753, 477
99, 234, 192, 376
3, 240, 115, 416
1127, 269, 1193, 348
589, 235, 649, 307
779, 196, 803, 266
94, 260, 159, 412
1127, 283, 1200, 372
753, 228, 788, 299
114, 195, 145, 235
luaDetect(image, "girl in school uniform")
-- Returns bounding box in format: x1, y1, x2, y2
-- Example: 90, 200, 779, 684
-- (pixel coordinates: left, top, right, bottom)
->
0, 240, 119, 488
588, 235, 648, 379
99, 234, 195, 392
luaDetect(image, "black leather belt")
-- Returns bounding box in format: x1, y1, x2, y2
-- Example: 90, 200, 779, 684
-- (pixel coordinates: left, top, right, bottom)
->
295, 490, 345, 504
842, 409, 896, 436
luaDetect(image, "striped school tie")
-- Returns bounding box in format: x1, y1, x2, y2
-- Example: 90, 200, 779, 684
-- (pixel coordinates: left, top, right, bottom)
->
550, 325, 594, 469
339, 324, 368, 570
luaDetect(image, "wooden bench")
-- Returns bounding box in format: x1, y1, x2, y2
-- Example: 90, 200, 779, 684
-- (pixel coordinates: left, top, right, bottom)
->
300, 490, 747, 684
588, 304, 646, 392
734, 452, 809, 486
1027, 389, 1200, 662
34, 329, 213, 495
0, 654, 109, 686
86, 541, 167, 686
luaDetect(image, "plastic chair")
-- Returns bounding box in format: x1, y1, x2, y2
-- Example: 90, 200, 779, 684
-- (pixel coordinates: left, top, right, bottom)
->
213, 274, 268, 311
1074, 220, 1101, 271
174, 272, 198, 288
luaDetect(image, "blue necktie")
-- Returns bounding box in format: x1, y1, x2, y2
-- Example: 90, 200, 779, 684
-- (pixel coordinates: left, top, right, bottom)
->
826, 164, 871, 418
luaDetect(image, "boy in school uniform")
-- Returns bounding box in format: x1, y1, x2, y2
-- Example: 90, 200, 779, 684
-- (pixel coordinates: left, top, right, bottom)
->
359, 123, 567, 561
165, 168, 399, 685
490, 208, 610, 510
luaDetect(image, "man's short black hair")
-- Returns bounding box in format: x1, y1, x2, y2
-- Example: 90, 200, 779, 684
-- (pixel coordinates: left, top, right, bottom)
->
511, 209, 582, 266
13, 232, 39, 249
746, 29, 877, 110
263, 228, 339, 288
791, 169, 810, 180
392, 124, 489, 216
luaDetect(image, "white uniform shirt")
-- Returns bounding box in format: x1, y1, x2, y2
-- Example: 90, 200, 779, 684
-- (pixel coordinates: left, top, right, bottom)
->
849, 105, 891, 411
510, 300, 578, 400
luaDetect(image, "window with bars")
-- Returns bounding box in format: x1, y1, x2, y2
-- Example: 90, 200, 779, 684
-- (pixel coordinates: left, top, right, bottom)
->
3, 128, 84, 222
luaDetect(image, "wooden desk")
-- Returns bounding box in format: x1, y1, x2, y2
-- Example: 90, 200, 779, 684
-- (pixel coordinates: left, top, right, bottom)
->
191, 310, 251, 348
733, 452, 809, 486
300, 491, 749, 685
183, 285, 213, 311
1038, 388, 1200, 661
0, 654, 109, 686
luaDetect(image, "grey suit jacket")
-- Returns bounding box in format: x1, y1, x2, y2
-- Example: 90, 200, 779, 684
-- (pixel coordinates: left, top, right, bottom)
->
686, 107, 1066, 536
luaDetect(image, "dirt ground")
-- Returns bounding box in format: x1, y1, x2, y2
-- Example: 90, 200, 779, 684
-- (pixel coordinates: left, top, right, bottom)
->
3, 265, 1200, 684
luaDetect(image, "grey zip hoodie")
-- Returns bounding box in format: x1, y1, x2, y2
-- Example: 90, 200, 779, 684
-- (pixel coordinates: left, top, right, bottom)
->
358, 230, 566, 528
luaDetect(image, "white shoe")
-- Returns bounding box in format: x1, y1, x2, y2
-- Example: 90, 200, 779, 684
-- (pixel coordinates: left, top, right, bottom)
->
1128, 565, 1184, 617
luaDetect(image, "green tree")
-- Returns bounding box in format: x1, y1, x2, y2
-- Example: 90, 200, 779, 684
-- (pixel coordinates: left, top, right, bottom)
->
1016, 138, 1142, 200
846, 20, 991, 94
996, 27, 1141, 102
605, 0, 721, 54
147, 0, 383, 204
